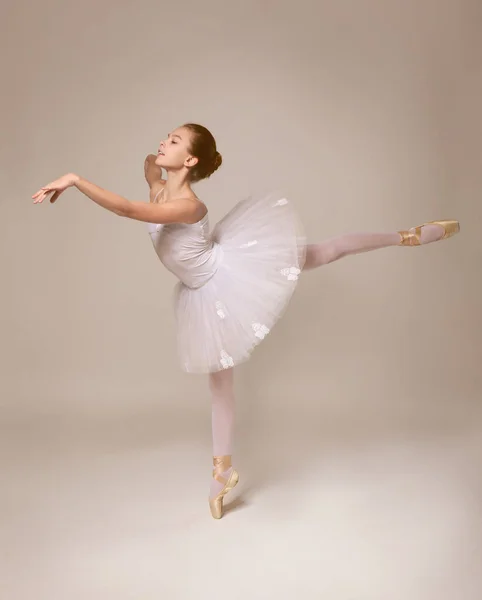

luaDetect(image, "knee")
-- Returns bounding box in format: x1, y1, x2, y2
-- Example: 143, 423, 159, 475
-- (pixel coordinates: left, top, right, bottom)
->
209, 369, 234, 395
305, 245, 334, 268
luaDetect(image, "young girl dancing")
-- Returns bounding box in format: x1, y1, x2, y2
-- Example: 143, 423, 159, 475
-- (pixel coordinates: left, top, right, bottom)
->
33, 123, 460, 519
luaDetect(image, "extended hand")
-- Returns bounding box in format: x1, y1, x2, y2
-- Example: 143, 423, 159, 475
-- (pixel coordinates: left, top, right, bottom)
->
32, 173, 80, 204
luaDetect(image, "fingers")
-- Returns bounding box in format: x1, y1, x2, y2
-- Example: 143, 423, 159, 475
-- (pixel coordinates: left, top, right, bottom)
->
32, 186, 50, 199
32, 190, 46, 203
32, 178, 67, 204
32, 182, 58, 203
32, 188, 54, 204
32, 188, 45, 199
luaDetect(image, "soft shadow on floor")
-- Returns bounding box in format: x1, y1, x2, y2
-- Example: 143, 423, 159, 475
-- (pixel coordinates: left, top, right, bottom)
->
2, 392, 481, 600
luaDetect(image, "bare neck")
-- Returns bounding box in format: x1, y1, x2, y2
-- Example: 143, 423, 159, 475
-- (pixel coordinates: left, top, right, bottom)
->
163, 171, 194, 202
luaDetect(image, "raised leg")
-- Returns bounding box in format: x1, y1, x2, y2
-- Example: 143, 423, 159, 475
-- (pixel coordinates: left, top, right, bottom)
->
303, 221, 458, 270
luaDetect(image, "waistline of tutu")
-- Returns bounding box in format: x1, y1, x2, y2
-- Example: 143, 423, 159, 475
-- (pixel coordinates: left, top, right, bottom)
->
180, 243, 225, 290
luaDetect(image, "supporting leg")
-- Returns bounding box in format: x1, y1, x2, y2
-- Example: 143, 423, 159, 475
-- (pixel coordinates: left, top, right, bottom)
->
208, 368, 239, 518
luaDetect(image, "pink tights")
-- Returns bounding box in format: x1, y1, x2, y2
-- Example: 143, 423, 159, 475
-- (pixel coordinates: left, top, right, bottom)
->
208, 223, 445, 496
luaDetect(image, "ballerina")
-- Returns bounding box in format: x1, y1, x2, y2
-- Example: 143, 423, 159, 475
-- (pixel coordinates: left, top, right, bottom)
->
33, 122, 460, 519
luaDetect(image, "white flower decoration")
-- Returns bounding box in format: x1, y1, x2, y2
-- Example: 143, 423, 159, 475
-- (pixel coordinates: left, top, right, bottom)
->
273, 198, 288, 207
240, 240, 258, 248
215, 301, 226, 319
252, 322, 270, 340
220, 350, 234, 369
280, 266, 301, 281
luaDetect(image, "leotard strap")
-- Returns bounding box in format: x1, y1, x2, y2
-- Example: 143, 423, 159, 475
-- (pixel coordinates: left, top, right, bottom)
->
153, 187, 164, 203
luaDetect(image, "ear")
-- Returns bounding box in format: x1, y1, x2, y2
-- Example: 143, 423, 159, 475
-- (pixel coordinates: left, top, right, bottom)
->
184, 155, 199, 168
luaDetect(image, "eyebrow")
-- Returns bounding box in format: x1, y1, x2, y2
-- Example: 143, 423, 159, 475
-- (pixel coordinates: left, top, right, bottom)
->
168, 133, 182, 140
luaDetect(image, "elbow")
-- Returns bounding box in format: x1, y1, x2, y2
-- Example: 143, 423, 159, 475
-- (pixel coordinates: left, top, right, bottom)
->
117, 200, 133, 218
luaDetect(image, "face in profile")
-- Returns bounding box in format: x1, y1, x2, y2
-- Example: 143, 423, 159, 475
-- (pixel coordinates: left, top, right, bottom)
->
155, 126, 198, 172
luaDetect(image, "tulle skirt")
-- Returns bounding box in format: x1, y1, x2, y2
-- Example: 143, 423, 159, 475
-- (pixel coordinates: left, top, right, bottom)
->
174, 191, 306, 373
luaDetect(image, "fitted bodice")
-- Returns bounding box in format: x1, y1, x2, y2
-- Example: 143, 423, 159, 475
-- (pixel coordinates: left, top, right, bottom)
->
146, 213, 223, 289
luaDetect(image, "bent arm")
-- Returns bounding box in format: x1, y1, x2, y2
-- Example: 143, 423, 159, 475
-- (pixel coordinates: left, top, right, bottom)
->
73, 176, 204, 224
144, 154, 165, 202
144, 154, 165, 188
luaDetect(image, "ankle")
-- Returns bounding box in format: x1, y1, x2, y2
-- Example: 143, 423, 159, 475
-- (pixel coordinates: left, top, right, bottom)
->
213, 455, 232, 471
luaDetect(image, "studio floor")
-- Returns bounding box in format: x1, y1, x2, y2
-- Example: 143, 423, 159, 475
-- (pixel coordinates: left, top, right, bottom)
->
2, 399, 481, 600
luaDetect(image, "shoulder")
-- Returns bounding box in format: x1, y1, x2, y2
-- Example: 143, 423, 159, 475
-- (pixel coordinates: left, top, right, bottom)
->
150, 197, 206, 225
181, 195, 208, 224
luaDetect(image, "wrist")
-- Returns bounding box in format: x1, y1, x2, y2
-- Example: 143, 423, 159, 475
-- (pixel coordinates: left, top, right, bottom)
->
71, 173, 81, 186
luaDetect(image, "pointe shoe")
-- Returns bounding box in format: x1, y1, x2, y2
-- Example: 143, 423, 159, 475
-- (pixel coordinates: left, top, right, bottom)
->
398, 220, 460, 246
209, 455, 239, 519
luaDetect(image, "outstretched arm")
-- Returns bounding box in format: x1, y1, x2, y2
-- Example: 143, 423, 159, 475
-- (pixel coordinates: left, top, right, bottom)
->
32, 173, 205, 224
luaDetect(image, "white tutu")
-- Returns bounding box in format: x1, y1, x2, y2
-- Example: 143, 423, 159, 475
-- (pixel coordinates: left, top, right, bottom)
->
159, 191, 306, 373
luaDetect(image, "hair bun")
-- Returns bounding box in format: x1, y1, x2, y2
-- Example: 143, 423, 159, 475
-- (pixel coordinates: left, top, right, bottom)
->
183, 123, 222, 182
214, 151, 222, 170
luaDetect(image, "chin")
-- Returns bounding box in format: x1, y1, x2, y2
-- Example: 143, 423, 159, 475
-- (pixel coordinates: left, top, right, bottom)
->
154, 155, 164, 167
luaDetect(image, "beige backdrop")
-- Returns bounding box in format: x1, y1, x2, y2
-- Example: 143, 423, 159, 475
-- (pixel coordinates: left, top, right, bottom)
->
2, 1, 481, 599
